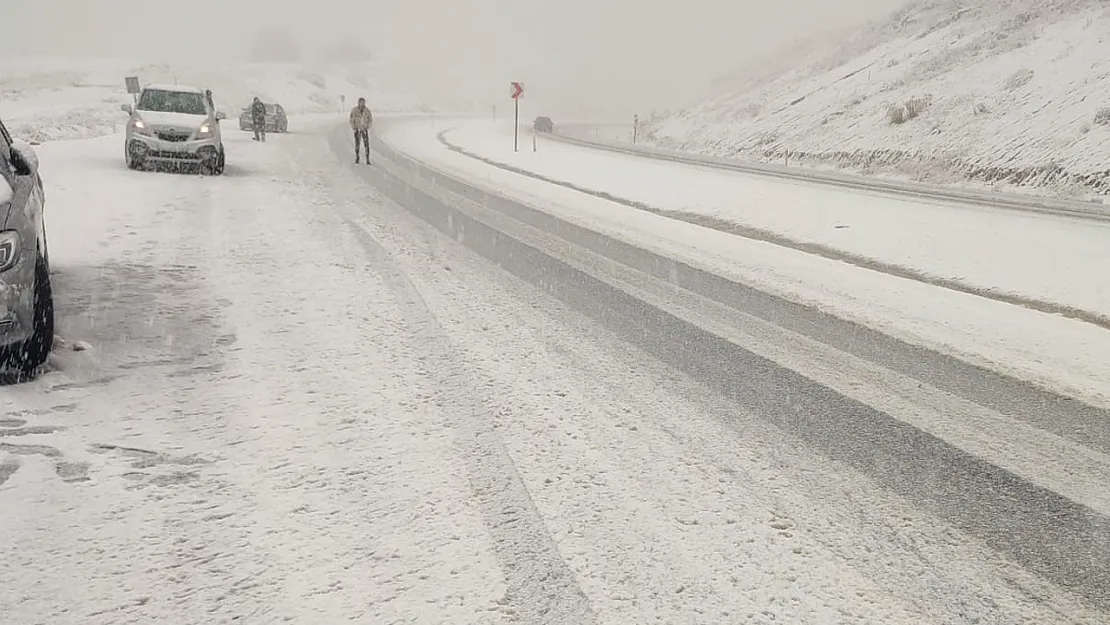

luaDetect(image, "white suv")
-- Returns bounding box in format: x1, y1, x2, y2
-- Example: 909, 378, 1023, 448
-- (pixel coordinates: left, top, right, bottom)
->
121, 84, 226, 175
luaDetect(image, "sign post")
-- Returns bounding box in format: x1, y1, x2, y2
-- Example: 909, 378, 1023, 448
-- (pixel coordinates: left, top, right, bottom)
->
124, 76, 141, 106
510, 81, 524, 152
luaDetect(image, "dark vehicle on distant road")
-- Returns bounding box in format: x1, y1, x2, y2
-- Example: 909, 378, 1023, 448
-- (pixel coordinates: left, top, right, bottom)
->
533, 116, 554, 133
0, 115, 53, 375
239, 102, 288, 133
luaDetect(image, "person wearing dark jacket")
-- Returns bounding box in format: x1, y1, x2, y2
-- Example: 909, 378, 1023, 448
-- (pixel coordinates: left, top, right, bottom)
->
250, 97, 267, 142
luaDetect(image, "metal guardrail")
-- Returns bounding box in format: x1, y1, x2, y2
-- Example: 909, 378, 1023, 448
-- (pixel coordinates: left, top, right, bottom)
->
545, 129, 1110, 223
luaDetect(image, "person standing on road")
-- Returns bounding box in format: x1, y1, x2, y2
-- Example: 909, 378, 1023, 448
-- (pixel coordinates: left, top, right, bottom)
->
350, 97, 373, 164
250, 96, 267, 142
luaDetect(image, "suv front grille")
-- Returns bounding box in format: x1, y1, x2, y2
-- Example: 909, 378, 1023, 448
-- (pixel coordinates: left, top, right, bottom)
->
156, 132, 190, 142
149, 150, 200, 160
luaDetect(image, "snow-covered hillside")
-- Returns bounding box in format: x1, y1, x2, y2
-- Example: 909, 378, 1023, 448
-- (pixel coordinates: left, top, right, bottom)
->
0, 57, 467, 142
646, 0, 1110, 198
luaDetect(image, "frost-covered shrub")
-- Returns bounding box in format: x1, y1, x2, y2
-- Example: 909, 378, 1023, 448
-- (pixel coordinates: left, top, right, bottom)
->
880, 78, 906, 93
905, 96, 931, 118
888, 96, 931, 124
1002, 68, 1034, 91
888, 104, 907, 124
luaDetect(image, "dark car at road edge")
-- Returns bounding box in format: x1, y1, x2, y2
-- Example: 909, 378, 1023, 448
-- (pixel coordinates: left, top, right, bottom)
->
239, 102, 289, 133
533, 116, 554, 133
0, 116, 53, 375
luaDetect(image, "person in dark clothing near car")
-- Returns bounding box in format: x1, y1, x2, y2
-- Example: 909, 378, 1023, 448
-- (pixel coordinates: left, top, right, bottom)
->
250, 97, 267, 141
349, 97, 373, 163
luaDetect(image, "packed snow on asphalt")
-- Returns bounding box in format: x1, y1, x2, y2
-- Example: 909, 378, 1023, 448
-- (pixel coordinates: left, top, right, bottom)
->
1, 112, 1107, 625
385, 119, 1110, 409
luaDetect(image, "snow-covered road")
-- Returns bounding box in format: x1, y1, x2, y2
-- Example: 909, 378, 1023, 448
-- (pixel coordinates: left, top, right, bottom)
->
380, 118, 1110, 410
1, 116, 1107, 624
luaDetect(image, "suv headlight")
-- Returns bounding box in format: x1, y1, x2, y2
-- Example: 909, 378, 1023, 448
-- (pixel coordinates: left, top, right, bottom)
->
0, 229, 21, 272
197, 123, 215, 139
131, 118, 151, 135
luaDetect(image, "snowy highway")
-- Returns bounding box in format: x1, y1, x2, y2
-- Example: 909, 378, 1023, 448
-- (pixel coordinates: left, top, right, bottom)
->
2, 114, 1109, 624
386, 119, 1110, 406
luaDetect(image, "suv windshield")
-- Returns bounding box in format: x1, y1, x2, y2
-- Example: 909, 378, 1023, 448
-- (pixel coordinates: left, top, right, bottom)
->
137, 89, 208, 115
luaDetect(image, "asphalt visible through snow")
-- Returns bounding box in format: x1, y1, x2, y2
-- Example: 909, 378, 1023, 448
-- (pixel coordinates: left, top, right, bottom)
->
0, 118, 1106, 625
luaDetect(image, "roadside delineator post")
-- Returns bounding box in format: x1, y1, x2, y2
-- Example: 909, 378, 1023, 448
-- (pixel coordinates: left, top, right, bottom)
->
510, 81, 524, 152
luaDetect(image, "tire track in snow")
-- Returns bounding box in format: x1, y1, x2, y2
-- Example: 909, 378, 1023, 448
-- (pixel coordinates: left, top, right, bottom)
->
342, 217, 597, 625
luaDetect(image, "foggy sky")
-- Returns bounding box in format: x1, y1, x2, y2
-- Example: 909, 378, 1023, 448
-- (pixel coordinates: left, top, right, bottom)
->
1, 0, 909, 116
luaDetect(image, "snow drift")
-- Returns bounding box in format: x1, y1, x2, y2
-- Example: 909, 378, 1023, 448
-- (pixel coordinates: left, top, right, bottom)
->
645, 0, 1110, 198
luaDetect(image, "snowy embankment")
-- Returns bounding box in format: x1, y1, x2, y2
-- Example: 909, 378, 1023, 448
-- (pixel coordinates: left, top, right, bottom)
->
0, 56, 461, 143
452, 121, 1110, 321
382, 118, 1110, 408
645, 0, 1110, 200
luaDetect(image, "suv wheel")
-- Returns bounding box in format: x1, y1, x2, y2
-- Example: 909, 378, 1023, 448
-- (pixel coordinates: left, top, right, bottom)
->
8, 251, 54, 375
201, 148, 224, 176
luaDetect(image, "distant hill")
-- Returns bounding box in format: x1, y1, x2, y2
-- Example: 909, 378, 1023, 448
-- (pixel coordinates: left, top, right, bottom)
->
644, 0, 1110, 199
